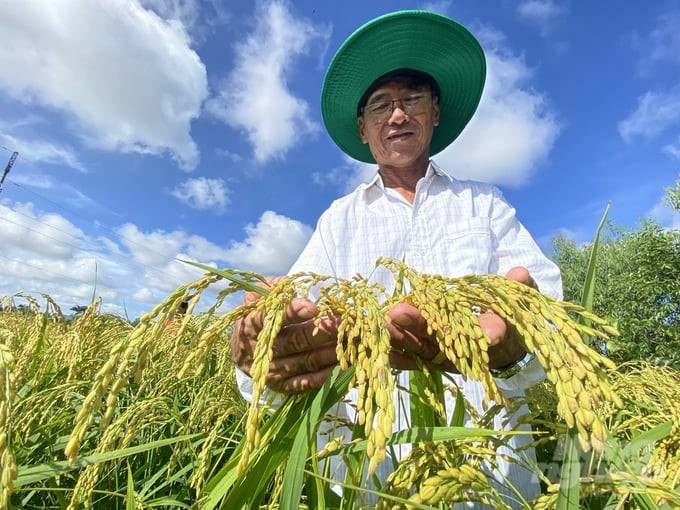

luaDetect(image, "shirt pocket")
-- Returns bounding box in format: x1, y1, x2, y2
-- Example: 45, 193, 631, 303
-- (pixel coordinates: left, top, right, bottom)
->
436, 217, 492, 276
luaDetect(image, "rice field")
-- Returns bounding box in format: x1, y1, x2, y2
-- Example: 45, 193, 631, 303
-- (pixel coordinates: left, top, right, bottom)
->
0, 264, 678, 509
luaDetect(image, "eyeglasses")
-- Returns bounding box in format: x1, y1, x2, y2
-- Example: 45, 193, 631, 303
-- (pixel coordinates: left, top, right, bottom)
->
360, 92, 432, 123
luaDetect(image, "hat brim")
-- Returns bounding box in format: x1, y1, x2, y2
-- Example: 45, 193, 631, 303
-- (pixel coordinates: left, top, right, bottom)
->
321, 10, 486, 163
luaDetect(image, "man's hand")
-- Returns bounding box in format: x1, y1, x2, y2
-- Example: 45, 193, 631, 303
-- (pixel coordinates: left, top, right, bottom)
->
385, 266, 538, 372
232, 266, 539, 392
231, 280, 340, 394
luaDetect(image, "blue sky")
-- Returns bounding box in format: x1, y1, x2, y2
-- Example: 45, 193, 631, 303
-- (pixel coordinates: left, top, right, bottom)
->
1, 0, 679, 318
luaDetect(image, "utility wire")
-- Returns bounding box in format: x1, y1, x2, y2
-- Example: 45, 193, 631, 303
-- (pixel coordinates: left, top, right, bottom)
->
3, 178, 208, 275
0, 205, 198, 283
0, 252, 98, 288
0, 147, 207, 273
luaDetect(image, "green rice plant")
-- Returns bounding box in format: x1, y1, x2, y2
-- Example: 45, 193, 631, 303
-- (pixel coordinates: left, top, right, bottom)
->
2, 224, 673, 508
0, 289, 247, 508
154, 258, 621, 508
526, 362, 680, 509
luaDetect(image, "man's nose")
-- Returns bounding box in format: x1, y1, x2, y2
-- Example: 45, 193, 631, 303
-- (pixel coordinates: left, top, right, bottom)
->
387, 101, 408, 124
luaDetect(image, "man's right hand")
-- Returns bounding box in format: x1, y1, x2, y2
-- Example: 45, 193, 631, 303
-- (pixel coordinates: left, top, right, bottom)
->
230, 283, 340, 393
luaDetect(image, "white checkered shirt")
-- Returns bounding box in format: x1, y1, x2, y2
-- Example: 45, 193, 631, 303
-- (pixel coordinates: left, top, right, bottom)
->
237, 161, 563, 507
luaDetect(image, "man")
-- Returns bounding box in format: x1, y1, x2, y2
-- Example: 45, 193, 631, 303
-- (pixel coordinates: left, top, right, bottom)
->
232, 10, 562, 507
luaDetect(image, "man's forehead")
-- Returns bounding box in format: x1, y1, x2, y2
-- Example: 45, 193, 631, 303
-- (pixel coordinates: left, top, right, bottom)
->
366, 82, 428, 102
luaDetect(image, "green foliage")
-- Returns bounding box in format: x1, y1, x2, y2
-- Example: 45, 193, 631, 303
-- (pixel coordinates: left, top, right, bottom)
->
2, 251, 680, 508
664, 177, 680, 211
552, 220, 680, 366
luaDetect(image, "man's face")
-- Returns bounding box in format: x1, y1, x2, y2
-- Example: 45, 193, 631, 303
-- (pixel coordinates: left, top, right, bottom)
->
357, 82, 440, 169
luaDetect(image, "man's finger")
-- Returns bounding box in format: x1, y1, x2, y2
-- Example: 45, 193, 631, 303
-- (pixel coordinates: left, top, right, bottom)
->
505, 266, 538, 290
243, 297, 320, 334
271, 365, 337, 393
385, 321, 439, 360
389, 351, 457, 373
267, 341, 338, 380
271, 315, 340, 356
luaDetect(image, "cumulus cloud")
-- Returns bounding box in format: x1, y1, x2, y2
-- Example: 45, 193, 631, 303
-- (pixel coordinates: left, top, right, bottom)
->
313, 156, 377, 194
171, 177, 230, 212
206, 0, 327, 163
0, 202, 84, 259
517, 0, 567, 35
618, 87, 680, 142
0, 0, 208, 170
434, 27, 560, 187
224, 211, 313, 274
141, 0, 201, 29
0, 201, 138, 312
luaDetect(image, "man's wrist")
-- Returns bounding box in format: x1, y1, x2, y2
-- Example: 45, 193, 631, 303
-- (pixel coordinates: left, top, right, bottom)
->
490, 351, 535, 379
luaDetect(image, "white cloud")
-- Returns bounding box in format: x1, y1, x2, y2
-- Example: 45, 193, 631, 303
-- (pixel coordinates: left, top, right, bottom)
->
517, 0, 566, 35
663, 136, 680, 159
313, 156, 377, 194
117, 223, 192, 268
0, 202, 84, 259
618, 87, 680, 142
434, 28, 560, 187
141, 0, 201, 29
633, 9, 680, 70
0, 0, 208, 170
648, 197, 680, 230
171, 177, 230, 212
420, 1, 452, 15
0, 199, 312, 317
225, 211, 313, 274
0, 201, 138, 313
206, 0, 327, 163
0, 132, 85, 172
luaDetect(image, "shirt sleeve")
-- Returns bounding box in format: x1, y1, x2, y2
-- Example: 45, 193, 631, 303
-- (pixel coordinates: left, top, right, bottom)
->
484, 187, 562, 390
288, 211, 337, 277
494, 356, 546, 393
488, 187, 563, 301
235, 366, 285, 407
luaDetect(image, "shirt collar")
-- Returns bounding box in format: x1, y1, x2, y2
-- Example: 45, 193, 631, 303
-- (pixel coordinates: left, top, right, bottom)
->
362, 160, 453, 192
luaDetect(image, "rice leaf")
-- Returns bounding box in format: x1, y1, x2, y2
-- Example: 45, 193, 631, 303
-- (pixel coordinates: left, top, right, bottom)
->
325, 425, 514, 458
556, 429, 581, 510
126, 462, 136, 510
201, 369, 354, 509
15, 434, 199, 487
557, 204, 610, 510
179, 260, 270, 296
449, 388, 465, 427
280, 368, 344, 510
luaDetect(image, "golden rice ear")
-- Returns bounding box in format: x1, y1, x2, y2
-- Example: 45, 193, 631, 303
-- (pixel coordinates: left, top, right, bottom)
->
236, 259, 621, 478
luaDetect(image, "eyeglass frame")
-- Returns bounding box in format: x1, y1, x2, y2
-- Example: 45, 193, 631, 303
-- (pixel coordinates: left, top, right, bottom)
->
359, 91, 433, 123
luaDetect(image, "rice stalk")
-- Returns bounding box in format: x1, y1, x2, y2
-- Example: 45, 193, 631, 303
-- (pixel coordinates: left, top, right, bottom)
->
0, 343, 17, 510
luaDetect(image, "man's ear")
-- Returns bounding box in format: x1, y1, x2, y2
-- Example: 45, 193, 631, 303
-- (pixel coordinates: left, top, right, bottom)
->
432, 96, 440, 127
357, 116, 368, 144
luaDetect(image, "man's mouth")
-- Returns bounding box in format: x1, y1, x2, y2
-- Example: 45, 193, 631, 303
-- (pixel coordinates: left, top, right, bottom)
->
386, 131, 413, 141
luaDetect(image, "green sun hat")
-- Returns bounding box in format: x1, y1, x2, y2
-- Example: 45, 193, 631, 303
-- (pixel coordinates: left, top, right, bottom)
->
321, 10, 486, 163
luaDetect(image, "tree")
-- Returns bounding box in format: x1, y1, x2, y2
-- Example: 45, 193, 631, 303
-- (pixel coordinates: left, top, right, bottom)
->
664, 176, 680, 211
552, 217, 680, 366
69, 305, 88, 322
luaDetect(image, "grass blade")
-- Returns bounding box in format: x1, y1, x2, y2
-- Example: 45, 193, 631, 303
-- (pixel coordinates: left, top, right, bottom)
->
179, 260, 270, 295
557, 203, 610, 510
280, 368, 344, 510
126, 462, 136, 510
16, 434, 199, 487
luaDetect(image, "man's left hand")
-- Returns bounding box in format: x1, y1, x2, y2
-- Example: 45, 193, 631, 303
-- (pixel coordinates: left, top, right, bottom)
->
387, 266, 538, 372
